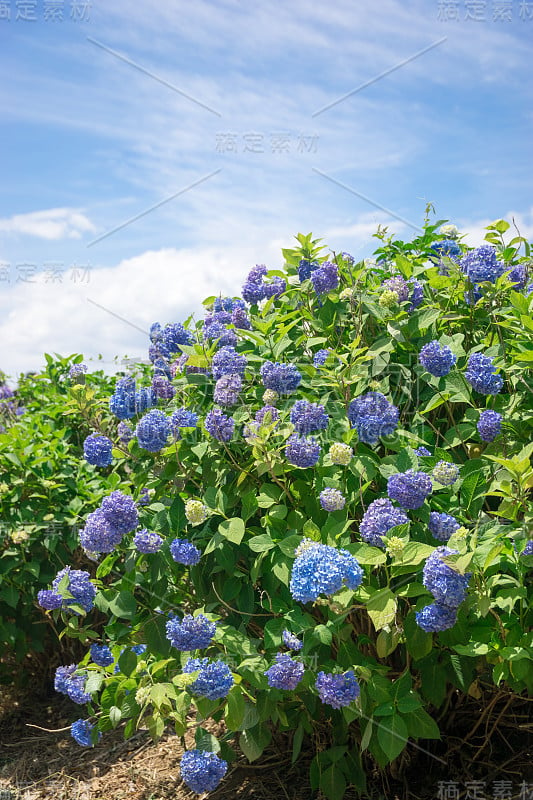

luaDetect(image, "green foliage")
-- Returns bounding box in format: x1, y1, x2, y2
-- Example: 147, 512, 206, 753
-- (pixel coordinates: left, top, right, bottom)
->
20, 220, 533, 794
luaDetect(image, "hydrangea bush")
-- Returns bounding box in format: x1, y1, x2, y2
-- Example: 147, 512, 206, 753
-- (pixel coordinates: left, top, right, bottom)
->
34, 221, 533, 796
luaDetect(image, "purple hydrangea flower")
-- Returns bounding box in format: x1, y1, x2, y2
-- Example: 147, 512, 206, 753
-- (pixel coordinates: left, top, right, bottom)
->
211, 346, 247, 380
290, 400, 329, 435
285, 434, 321, 468
180, 750, 228, 794
69, 363, 87, 379
166, 613, 216, 650
204, 408, 235, 442
264, 653, 304, 690
315, 670, 360, 709
214, 374, 242, 406
419, 341, 457, 377
348, 392, 399, 445
387, 470, 433, 509
183, 657, 234, 699
428, 512, 460, 542
522, 541, 533, 557
151, 375, 175, 400
359, 498, 409, 548
414, 446, 431, 457
261, 361, 302, 395
477, 410, 502, 442
298, 258, 320, 282
100, 491, 139, 535
79, 508, 124, 554
37, 589, 63, 610
290, 540, 363, 603
170, 538, 201, 565
133, 529, 163, 553
117, 421, 134, 444
83, 434, 113, 467
311, 261, 339, 295
422, 546, 471, 608
282, 630, 303, 651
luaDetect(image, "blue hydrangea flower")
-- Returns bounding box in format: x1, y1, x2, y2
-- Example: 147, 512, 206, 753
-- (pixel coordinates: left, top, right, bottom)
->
80, 508, 124, 554
135, 410, 171, 452
100, 491, 139, 535
83, 434, 113, 467
231, 306, 251, 329
414, 446, 432, 457
180, 750, 228, 794
242, 264, 268, 303
428, 512, 460, 542
151, 375, 175, 400
131, 644, 147, 655
138, 487, 151, 506
313, 349, 330, 367
387, 470, 433, 509
298, 258, 320, 282
348, 392, 399, 445
135, 387, 157, 415
285, 434, 321, 468
117, 421, 134, 444
133, 529, 163, 554
153, 356, 171, 379
319, 488, 346, 512
464, 353, 503, 395
264, 653, 304, 690
415, 603, 458, 632
461, 245, 505, 284
204, 408, 235, 442
311, 261, 339, 295
170, 538, 201, 565
408, 279, 424, 310
54, 664, 77, 693
506, 263, 527, 290
213, 296, 244, 313
37, 589, 63, 610
432, 461, 460, 486
45, 567, 97, 614
282, 630, 303, 651
359, 498, 409, 547
166, 614, 216, 650
522, 541, 533, 557
422, 546, 471, 608
381, 275, 423, 310
90, 644, 114, 667
214, 374, 242, 406
290, 540, 363, 603
315, 670, 360, 709
69, 363, 87, 379
54, 665, 91, 704
211, 346, 247, 380
290, 400, 329, 435
71, 719, 100, 746
183, 658, 234, 699
261, 361, 302, 395
255, 405, 280, 425
477, 410, 502, 442
203, 321, 237, 348
430, 240, 462, 260
419, 341, 457, 377
264, 276, 286, 298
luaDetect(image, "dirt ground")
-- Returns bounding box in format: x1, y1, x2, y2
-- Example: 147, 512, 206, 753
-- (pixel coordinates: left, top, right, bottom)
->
1, 679, 532, 800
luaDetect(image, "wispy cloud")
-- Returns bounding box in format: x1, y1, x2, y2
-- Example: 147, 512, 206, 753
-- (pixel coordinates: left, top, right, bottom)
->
0, 208, 96, 240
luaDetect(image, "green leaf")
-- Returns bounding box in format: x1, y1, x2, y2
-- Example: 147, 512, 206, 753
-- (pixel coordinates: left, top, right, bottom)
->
239, 725, 271, 762
219, 517, 245, 545
404, 706, 441, 739
225, 688, 246, 730
404, 611, 433, 660
195, 729, 221, 753
366, 589, 397, 631
247, 534, 276, 553
320, 765, 347, 800
108, 591, 137, 620
377, 713, 408, 762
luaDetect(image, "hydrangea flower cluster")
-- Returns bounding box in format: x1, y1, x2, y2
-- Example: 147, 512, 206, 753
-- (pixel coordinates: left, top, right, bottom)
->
109, 378, 157, 420
170, 407, 198, 439
290, 540, 363, 603
359, 498, 409, 548
329, 442, 353, 465
183, 658, 234, 699
313, 349, 330, 367
180, 750, 228, 794
315, 670, 360, 709
264, 653, 304, 690
477, 409, 502, 442
54, 665, 91, 704
262, 388, 279, 405
117, 421, 134, 444
414, 446, 431, 457
185, 499, 208, 526
416, 546, 471, 632
244, 405, 280, 441
211, 346, 247, 380
298, 258, 320, 282
205, 408, 235, 441
522, 541, 533, 557
134, 529, 163, 553
387, 470, 433, 509
432, 460, 460, 486
285, 434, 321, 468
430, 239, 462, 260
419, 341, 457, 377
170, 538, 201, 565
311, 261, 339, 295
151, 375, 175, 399
149, 322, 193, 362
381, 275, 424, 310
166, 614, 216, 650
290, 400, 329, 435
282, 630, 303, 651
460, 245, 505, 285
69, 363, 87, 379
90, 644, 114, 667
319, 487, 346, 512
135, 409, 171, 452
83, 434, 113, 467
214, 373, 242, 406
348, 392, 399, 445
464, 353, 503, 395
242, 264, 286, 303
71, 719, 100, 747
428, 512, 461, 542
38, 567, 97, 614
203, 318, 237, 348
260, 361, 302, 395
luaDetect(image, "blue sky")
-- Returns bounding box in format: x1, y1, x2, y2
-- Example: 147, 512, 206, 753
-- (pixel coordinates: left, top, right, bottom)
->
1, 0, 532, 378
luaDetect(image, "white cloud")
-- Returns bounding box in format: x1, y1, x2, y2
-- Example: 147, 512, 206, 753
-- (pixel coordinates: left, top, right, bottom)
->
0, 209, 96, 241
